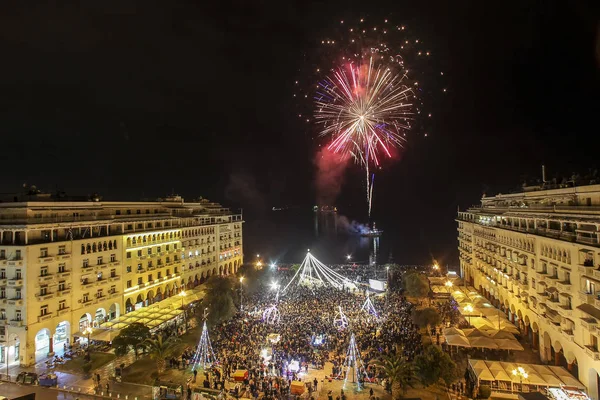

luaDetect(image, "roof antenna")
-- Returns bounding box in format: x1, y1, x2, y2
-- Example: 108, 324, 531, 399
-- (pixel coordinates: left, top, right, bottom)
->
542, 164, 547, 185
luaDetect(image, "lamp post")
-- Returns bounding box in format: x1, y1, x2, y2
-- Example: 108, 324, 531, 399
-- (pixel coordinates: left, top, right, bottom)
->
445, 280, 453, 289
464, 304, 474, 327
83, 326, 93, 346
83, 326, 93, 363
239, 277, 244, 311
179, 291, 187, 332
511, 366, 528, 392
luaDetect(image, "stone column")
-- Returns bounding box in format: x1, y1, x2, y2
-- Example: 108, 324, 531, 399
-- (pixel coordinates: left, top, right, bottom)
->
555, 351, 561, 366
48, 335, 54, 356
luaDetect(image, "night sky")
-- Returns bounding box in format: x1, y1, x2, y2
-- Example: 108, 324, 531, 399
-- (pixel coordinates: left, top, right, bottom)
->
0, 1, 598, 264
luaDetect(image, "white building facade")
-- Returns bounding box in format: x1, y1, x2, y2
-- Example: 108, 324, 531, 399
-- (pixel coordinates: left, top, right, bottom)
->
0, 196, 243, 367
458, 185, 600, 399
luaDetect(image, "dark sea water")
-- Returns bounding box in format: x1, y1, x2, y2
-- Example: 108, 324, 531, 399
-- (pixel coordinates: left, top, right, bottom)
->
242, 208, 447, 267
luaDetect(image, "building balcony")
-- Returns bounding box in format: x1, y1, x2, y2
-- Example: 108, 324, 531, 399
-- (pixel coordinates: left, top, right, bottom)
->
38, 274, 55, 283
57, 308, 70, 316
108, 276, 120, 282
579, 292, 595, 305
7, 279, 23, 287
58, 253, 71, 260
38, 256, 55, 263
593, 270, 600, 280
38, 313, 53, 322
56, 289, 71, 297
58, 271, 71, 278
580, 318, 597, 331
7, 299, 23, 306
578, 266, 594, 276
8, 319, 24, 327
558, 305, 573, 317
585, 346, 600, 360
545, 300, 560, 311
37, 293, 54, 301
7, 260, 23, 267
82, 282, 95, 289
557, 282, 572, 292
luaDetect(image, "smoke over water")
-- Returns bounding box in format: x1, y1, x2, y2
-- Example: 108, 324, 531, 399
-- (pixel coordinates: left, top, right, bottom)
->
337, 215, 370, 235
314, 147, 349, 206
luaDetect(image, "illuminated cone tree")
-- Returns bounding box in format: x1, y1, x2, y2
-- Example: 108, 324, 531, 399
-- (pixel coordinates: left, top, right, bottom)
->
192, 321, 217, 370
338, 333, 368, 391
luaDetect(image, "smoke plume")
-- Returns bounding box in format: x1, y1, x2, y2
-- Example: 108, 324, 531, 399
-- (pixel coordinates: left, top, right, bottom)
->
314, 147, 349, 206
336, 214, 370, 235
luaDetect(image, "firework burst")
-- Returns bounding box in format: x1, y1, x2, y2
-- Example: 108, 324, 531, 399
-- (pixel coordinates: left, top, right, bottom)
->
296, 18, 443, 217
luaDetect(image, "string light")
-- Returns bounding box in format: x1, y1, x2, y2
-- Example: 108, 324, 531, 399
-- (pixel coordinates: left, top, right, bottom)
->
282, 251, 355, 292
192, 321, 217, 370
337, 333, 368, 390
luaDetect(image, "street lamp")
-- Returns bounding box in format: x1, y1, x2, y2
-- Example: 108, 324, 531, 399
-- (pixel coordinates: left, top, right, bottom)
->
239, 277, 244, 311
346, 254, 352, 261
512, 366, 528, 391
83, 326, 93, 346
463, 304, 474, 327
179, 291, 187, 332
445, 280, 453, 288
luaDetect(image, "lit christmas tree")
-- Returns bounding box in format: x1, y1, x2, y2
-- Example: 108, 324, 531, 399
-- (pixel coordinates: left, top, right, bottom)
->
361, 295, 379, 319
192, 321, 217, 370
338, 333, 368, 391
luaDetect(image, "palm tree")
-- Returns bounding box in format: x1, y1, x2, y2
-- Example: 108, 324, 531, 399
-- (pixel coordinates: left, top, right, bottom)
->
143, 334, 181, 376
371, 350, 415, 399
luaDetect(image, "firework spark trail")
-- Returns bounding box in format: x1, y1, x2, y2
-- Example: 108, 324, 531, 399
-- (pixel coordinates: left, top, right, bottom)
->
315, 57, 413, 217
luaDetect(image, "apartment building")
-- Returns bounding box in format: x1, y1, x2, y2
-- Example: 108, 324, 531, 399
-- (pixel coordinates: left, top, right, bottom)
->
458, 184, 600, 399
0, 195, 243, 367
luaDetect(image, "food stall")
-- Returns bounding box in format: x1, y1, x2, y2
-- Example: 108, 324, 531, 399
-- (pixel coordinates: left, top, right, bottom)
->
232, 369, 248, 382
38, 373, 58, 387
290, 381, 305, 395
548, 386, 591, 400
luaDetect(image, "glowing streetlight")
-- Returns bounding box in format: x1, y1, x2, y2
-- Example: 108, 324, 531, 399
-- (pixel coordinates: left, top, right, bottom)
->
346, 254, 352, 261
512, 367, 528, 390
270, 263, 276, 269
256, 261, 262, 268
445, 280, 453, 288
432, 264, 439, 271
256, 254, 260, 258
463, 304, 474, 326
83, 326, 93, 346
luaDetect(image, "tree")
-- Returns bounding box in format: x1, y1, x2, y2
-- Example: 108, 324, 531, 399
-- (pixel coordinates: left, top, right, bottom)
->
204, 276, 236, 324
371, 351, 415, 398
112, 322, 150, 358
478, 385, 491, 399
237, 263, 268, 296
143, 334, 181, 376
413, 345, 458, 387
403, 272, 430, 298
412, 308, 441, 328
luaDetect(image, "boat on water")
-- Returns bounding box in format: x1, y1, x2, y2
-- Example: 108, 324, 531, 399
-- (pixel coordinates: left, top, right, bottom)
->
313, 205, 338, 213
361, 228, 383, 237
361, 223, 383, 237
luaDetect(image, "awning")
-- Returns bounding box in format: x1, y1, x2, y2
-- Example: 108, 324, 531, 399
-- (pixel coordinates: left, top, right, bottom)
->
577, 303, 600, 320
445, 335, 471, 347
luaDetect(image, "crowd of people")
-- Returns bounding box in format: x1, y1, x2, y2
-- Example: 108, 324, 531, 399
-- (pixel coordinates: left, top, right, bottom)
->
197, 264, 426, 399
